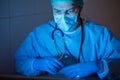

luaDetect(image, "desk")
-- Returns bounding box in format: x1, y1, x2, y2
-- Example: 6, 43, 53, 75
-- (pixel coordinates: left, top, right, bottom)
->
0, 74, 120, 80
0, 74, 99, 80
0, 74, 67, 80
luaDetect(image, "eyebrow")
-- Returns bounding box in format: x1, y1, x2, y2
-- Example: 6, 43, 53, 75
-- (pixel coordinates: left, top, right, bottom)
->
53, 8, 60, 11
53, 7, 74, 11
67, 8, 75, 11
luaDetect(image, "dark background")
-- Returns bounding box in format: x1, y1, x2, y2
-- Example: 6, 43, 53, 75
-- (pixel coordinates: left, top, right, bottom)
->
0, 0, 120, 74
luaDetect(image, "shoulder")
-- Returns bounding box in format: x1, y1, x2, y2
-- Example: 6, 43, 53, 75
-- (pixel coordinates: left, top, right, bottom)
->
25, 20, 55, 41
30, 20, 55, 35
84, 20, 109, 36
34, 20, 55, 32
85, 20, 107, 32
84, 20, 111, 43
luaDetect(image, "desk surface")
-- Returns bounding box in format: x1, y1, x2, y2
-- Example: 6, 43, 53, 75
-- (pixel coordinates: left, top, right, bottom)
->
0, 74, 120, 80
0, 74, 67, 80
0, 74, 99, 80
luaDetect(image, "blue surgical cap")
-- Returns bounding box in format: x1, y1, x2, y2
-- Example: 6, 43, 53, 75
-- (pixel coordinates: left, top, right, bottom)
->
51, 0, 84, 7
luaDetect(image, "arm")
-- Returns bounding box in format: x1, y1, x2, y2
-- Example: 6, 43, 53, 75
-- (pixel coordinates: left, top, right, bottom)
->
15, 29, 64, 76
59, 27, 120, 79
14, 32, 40, 76
97, 27, 120, 79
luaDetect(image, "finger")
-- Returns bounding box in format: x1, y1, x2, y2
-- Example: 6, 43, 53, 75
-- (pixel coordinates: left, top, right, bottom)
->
50, 61, 62, 71
65, 70, 82, 79
63, 69, 74, 78
49, 57, 64, 68
59, 66, 79, 77
48, 63, 58, 72
44, 59, 57, 74
59, 67, 71, 73
63, 64, 81, 73
68, 73, 77, 79
46, 67, 56, 75
67, 69, 83, 79
53, 58, 64, 68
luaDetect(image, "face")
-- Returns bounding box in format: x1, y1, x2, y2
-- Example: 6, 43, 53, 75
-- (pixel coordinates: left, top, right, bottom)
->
52, 2, 82, 32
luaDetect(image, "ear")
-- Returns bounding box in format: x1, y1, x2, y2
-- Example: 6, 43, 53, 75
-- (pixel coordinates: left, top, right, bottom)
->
78, 7, 83, 18
79, 7, 83, 14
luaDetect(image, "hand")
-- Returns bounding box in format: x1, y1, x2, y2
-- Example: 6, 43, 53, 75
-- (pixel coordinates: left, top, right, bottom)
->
33, 57, 64, 75
59, 61, 102, 79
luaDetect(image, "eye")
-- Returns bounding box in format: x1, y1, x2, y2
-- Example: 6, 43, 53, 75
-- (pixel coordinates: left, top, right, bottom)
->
66, 8, 75, 14
53, 10, 61, 13
53, 8, 62, 15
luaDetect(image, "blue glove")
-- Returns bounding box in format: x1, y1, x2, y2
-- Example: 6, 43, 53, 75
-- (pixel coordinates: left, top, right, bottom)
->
59, 61, 103, 79
33, 57, 64, 75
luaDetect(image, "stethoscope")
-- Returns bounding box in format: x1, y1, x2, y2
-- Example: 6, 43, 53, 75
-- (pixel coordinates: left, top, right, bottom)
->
51, 18, 85, 63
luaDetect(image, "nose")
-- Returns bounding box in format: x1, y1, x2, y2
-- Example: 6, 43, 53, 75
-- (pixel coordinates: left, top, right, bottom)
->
64, 11, 68, 14
61, 10, 68, 14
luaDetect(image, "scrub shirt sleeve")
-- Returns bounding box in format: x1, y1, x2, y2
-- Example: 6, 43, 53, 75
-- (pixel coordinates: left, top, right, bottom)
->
14, 31, 41, 76
97, 27, 120, 79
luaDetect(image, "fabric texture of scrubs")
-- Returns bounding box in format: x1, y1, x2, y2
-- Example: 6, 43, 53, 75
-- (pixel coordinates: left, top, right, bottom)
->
14, 20, 120, 78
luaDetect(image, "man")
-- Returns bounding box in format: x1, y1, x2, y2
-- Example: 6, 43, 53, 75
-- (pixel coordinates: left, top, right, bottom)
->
15, 0, 120, 79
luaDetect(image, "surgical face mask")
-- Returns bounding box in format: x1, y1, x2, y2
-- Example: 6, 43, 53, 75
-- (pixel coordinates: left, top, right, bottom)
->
53, 13, 79, 32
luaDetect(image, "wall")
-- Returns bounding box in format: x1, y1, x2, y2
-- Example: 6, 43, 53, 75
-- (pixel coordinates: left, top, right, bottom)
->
0, 0, 120, 74
0, 0, 53, 74
81, 0, 120, 37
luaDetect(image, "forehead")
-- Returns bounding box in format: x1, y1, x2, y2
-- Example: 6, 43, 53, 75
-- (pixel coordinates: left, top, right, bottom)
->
52, 2, 79, 10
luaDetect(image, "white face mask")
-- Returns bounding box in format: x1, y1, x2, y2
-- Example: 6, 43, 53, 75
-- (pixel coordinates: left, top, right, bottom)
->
54, 13, 79, 32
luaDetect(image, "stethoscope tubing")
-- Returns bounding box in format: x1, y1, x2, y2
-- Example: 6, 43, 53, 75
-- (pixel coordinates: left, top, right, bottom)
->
52, 18, 85, 63
52, 25, 64, 40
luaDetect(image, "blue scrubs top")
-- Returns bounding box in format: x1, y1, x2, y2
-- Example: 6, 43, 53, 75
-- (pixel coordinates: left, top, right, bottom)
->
15, 20, 120, 78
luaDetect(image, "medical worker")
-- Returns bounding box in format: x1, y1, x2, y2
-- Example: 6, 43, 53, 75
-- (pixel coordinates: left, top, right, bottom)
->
14, 0, 120, 79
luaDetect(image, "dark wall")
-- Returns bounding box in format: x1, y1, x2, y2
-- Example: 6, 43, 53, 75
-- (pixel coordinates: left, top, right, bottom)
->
0, 0, 120, 74
81, 0, 120, 38
0, 0, 53, 74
